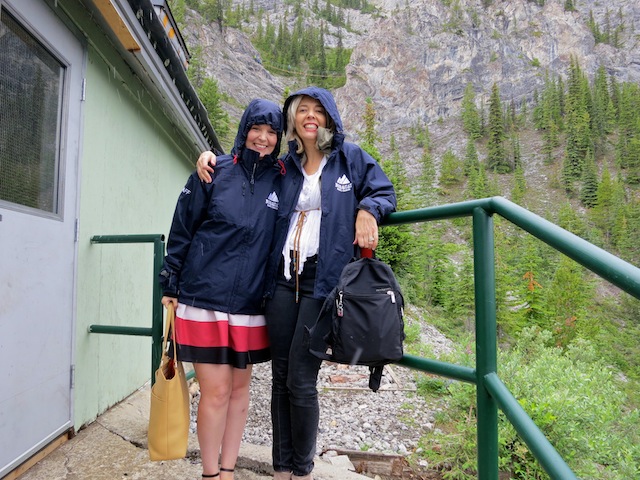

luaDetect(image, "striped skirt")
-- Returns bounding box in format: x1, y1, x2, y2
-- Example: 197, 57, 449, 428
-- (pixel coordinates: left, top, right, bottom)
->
173, 303, 270, 368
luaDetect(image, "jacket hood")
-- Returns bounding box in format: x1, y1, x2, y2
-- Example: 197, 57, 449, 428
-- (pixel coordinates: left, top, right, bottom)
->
231, 98, 284, 158
283, 86, 345, 142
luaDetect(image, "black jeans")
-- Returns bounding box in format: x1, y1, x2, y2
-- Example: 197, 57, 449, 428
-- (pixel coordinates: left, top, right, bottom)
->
264, 258, 324, 476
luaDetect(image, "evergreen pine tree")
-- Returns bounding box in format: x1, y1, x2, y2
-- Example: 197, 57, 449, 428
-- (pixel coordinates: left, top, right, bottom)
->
544, 255, 593, 346
440, 149, 463, 186
467, 162, 488, 199
580, 149, 599, 208
417, 148, 436, 207
317, 24, 328, 85
360, 98, 381, 161
588, 10, 602, 43
626, 138, 640, 184
383, 135, 410, 209
515, 237, 548, 330
511, 132, 522, 170
198, 77, 230, 142
511, 165, 527, 206
446, 250, 475, 321
557, 201, 587, 238
168, 0, 187, 25
532, 88, 543, 129
462, 83, 482, 139
425, 237, 456, 308
463, 137, 479, 176
562, 57, 593, 191
591, 165, 616, 239
186, 45, 206, 88
615, 82, 640, 183
615, 197, 640, 264
487, 83, 510, 173
556, 75, 566, 128
592, 65, 611, 155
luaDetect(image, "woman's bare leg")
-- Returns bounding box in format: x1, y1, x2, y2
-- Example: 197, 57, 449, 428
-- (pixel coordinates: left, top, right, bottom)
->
219, 365, 253, 479
195, 363, 234, 477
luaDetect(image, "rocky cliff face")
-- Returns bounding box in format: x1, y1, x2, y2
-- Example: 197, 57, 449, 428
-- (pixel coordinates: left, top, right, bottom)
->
335, 0, 640, 141
182, 0, 640, 159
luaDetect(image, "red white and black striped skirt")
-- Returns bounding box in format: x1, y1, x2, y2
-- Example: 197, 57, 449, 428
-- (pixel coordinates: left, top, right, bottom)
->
173, 303, 270, 369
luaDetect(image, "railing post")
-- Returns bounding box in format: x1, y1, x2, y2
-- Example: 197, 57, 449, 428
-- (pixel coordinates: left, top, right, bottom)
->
89, 234, 166, 385
151, 236, 165, 385
473, 207, 499, 480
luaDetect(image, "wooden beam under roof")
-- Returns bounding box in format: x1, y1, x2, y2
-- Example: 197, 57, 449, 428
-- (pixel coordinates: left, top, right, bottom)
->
93, 0, 140, 52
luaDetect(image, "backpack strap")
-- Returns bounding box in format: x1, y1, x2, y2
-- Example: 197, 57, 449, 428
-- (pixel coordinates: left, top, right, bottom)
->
305, 287, 338, 361
369, 365, 384, 392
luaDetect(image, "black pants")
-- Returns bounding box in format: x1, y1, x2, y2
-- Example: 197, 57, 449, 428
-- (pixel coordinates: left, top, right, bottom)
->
264, 258, 324, 476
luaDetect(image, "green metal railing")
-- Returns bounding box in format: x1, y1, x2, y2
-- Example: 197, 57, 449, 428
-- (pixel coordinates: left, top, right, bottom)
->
86, 197, 640, 479
389, 196, 640, 480
88, 234, 165, 383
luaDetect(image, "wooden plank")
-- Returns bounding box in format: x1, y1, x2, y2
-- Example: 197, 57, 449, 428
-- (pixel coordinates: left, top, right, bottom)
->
93, 0, 140, 52
3, 431, 72, 480
326, 448, 413, 478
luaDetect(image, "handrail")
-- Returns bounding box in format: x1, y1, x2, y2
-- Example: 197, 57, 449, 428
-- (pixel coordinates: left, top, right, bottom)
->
88, 234, 165, 383
385, 197, 640, 299
83, 197, 640, 479
383, 196, 640, 479
484, 373, 578, 479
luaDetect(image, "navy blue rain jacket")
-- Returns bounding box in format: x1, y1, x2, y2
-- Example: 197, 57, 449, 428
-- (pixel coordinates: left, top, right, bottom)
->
264, 86, 397, 300
160, 99, 284, 314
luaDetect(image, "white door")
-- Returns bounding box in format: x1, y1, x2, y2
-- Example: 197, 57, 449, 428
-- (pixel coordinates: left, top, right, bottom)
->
0, 0, 83, 476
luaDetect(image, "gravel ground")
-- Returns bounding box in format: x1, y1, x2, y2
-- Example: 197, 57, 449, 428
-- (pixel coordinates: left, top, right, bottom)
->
188, 312, 454, 460
242, 361, 440, 457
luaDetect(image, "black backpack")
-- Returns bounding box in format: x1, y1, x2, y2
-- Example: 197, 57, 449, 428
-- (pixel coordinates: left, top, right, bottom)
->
306, 255, 405, 392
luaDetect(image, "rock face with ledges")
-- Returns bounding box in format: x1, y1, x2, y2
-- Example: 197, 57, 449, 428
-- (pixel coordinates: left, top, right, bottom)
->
334, 0, 640, 140
182, 0, 640, 154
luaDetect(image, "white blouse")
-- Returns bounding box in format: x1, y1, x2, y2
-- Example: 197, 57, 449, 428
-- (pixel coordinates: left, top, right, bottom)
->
282, 156, 328, 279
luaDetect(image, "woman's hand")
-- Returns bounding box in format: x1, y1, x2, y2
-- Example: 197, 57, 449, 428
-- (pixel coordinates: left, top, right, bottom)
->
354, 209, 379, 250
196, 151, 217, 183
161, 296, 178, 309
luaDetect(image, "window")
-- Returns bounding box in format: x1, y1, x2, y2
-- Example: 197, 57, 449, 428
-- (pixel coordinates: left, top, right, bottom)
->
0, 9, 65, 214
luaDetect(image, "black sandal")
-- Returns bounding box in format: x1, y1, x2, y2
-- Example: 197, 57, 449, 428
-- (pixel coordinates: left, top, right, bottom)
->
220, 467, 234, 473
202, 474, 219, 478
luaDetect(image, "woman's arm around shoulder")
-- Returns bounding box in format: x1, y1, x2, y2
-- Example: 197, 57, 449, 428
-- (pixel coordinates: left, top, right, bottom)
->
196, 150, 217, 183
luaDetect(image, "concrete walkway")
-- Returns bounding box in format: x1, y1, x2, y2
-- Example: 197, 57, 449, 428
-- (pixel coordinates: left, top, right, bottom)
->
15, 384, 370, 480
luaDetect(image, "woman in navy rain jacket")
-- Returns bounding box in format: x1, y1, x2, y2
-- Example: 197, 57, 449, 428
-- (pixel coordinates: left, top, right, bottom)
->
160, 99, 284, 480
196, 87, 396, 480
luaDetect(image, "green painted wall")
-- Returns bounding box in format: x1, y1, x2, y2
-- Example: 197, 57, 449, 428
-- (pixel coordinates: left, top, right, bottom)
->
61, 1, 200, 427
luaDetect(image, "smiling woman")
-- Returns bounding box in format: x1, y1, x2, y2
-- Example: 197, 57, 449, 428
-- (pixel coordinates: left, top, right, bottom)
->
158, 98, 284, 480
246, 124, 278, 157
261, 87, 396, 480
193, 87, 396, 480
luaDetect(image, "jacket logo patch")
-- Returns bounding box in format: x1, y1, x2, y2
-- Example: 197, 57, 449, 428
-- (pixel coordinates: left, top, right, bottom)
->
266, 191, 279, 210
182, 187, 191, 195
335, 174, 352, 192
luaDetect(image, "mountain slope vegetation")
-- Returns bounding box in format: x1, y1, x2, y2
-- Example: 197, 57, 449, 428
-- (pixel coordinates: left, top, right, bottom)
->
169, 0, 640, 477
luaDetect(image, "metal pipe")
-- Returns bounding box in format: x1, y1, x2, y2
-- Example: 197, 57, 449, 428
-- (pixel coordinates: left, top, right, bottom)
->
484, 373, 579, 480
90, 234, 165, 244
473, 206, 499, 480
87, 325, 153, 336
398, 354, 476, 384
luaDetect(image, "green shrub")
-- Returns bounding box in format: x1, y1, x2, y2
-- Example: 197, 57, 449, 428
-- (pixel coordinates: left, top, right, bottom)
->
421, 327, 640, 479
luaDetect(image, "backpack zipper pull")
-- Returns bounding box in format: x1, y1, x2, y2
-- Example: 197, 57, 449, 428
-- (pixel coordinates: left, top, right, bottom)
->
336, 291, 344, 317
387, 290, 396, 303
